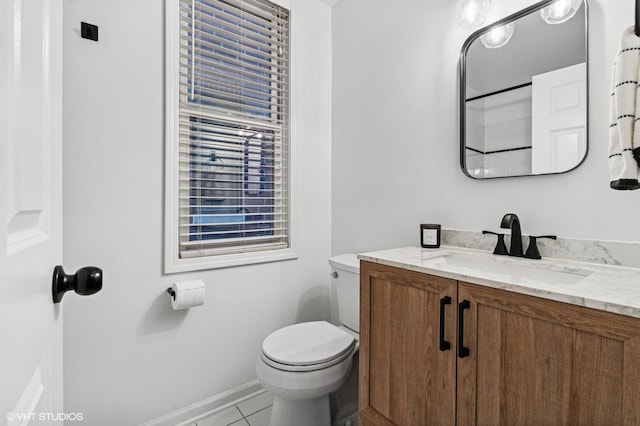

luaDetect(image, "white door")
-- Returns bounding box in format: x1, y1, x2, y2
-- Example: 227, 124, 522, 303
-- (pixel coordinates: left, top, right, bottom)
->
531, 62, 587, 174
0, 0, 64, 423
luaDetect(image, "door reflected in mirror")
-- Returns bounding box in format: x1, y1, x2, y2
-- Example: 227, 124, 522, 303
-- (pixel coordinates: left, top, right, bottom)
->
460, 0, 587, 179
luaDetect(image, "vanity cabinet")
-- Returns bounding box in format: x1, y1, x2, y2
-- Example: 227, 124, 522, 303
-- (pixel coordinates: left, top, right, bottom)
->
359, 261, 457, 425
359, 261, 640, 426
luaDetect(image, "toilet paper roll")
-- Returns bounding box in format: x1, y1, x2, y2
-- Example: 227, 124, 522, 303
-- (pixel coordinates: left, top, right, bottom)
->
170, 280, 205, 310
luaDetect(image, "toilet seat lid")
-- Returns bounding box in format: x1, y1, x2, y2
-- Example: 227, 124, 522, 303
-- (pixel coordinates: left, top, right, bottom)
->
262, 321, 355, 366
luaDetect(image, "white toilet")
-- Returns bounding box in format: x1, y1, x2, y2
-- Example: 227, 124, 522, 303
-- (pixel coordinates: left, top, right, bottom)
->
256, 254, 360, 426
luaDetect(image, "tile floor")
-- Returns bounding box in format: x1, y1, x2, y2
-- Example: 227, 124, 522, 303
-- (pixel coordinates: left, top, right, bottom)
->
190, 392, 274, 426
189, 355, 359, 426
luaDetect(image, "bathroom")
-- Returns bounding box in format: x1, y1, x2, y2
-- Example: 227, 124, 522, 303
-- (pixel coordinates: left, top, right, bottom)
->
2, 0, 640, 424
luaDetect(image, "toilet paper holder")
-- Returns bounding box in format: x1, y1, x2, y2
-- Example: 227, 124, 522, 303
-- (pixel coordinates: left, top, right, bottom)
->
166, 287, 176, 301
166, 280, 206, 310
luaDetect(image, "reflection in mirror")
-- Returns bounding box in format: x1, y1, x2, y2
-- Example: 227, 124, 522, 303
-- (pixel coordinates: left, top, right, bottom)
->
460, 0, 587, 179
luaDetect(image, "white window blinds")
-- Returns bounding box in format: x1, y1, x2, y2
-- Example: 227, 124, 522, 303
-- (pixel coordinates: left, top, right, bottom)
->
177, 0, 289, 259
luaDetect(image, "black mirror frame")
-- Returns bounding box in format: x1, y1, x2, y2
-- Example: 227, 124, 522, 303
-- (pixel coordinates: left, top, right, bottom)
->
459, 0, 589, 179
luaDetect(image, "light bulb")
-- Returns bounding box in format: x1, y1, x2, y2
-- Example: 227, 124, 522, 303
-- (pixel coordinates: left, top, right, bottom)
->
463, 2, 478, 24
480, 22, 515, 49
548, 0, 571, 19
539, 0, 582, 24
456, 0, 492, 30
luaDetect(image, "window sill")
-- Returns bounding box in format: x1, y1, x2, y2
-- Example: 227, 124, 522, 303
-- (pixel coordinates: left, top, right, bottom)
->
164, 248, 297, 274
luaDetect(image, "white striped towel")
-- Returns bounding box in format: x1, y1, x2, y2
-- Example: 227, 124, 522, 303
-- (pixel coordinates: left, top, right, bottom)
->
609, 26, 640, 190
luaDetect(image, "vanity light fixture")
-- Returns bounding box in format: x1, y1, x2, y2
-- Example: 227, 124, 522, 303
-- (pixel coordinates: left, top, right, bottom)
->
455, 0, 492, 30
539, 0, 582, 24
480, 22, 515, 49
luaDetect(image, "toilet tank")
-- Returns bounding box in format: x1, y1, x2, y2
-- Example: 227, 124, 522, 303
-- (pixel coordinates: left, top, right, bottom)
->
329, 254, 360, 333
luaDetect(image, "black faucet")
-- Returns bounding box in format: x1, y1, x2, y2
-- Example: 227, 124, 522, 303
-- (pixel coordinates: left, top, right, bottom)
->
500, 213, 523, 257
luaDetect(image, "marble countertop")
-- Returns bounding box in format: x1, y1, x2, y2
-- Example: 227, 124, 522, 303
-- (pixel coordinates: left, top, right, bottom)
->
358, 246, 640, 319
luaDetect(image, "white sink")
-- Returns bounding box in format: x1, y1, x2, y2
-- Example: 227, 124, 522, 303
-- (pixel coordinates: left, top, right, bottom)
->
421, 251, 592, 286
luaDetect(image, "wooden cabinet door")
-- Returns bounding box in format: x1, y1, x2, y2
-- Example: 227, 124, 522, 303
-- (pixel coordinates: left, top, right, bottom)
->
457, 281, 640, 426
359, 261, 457, 426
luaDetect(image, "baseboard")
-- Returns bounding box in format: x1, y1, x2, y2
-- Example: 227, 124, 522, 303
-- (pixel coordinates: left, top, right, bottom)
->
139, 380, 265, 426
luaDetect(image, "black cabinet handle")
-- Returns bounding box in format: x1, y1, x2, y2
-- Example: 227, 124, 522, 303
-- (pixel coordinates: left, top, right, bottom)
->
457, 300, 471, 358
439, 296, 452, 351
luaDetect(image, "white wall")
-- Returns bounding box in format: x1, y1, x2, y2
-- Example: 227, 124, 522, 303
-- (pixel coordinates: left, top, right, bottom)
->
62, 0, 332, 424
332, 0, 640, 257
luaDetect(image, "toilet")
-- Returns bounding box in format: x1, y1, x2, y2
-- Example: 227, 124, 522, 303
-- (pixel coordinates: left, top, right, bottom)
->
256, 254, 360, 426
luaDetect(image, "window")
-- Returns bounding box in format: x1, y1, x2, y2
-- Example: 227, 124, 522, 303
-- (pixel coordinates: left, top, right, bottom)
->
165, 0, 293, 272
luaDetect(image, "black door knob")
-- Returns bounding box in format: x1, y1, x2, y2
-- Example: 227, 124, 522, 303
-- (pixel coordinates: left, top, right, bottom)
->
52, 265, 102, 303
